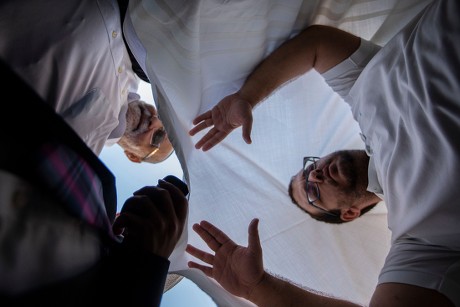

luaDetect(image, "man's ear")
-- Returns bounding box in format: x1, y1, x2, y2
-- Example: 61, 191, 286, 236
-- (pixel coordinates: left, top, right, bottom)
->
124, 150, 142, 163
340, 206, 361, 222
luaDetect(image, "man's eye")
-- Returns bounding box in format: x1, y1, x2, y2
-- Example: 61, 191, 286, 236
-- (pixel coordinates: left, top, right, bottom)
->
151, 128, 166, 147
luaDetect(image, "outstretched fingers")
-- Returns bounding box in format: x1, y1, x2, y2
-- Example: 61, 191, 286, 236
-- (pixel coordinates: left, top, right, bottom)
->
187, 221, 233, 278
192, 110, 212, 125
190, 110, 214, 136
187, 261, 214, 278
248, 218, 261, 253
192, 223, 220, 251
186, 244, 214, 265
200, 130, 229, 151
189, 121, 207, 136
192, 220, 233, 250
191, 125, 230, 151
242, 117, 253, 144
200, 220, 232, 246
193, 128, 218, 150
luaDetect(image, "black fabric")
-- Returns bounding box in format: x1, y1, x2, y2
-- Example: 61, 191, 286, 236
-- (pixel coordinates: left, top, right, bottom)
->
0, 59, 118, 223
0, 244, 170, 307
117, 0, 150, 83
0, 59, 170, 307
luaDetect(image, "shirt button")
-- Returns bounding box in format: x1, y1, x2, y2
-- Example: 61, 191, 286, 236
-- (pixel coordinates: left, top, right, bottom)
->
118, 66, 123, 74
112, 31, 118, 38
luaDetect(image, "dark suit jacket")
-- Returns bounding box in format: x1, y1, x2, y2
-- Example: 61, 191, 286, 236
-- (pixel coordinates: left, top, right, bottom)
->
0, 59, 169, 307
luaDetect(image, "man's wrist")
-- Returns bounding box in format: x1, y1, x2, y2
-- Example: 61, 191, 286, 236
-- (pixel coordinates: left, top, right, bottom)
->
247, 271, 273, 303
236, 89, 259, 110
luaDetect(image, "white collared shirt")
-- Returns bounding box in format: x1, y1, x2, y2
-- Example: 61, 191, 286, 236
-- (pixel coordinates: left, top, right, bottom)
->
0, 0, 139, 154
323, 1, 460, 303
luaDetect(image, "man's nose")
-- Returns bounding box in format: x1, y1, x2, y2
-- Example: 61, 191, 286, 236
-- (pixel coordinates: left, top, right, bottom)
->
148, 115, 159, 129
308, 169, 323, 183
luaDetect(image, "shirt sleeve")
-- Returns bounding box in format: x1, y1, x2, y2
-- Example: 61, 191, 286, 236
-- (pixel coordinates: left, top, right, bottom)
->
379, 239, 460, 306
102, 244, 171, 307
321, 38, 381, 99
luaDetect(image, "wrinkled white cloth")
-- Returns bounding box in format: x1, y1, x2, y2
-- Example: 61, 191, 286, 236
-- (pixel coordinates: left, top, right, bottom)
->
127, 0, 432, 305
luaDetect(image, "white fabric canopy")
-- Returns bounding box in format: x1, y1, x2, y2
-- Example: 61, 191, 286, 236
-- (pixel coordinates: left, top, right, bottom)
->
128, 1, 432, 305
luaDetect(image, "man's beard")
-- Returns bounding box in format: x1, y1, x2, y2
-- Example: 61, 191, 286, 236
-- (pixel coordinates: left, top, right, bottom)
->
333, 150, 369, 205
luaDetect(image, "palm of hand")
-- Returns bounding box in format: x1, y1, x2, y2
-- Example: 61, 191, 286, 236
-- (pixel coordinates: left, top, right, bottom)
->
213, 94, 252, 134
190, 92, 253, 150
213, 241, 263, 298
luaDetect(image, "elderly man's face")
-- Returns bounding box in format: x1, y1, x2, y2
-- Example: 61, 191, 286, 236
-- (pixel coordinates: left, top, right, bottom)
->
120, 100, 174, 163
289, 150, 372, 218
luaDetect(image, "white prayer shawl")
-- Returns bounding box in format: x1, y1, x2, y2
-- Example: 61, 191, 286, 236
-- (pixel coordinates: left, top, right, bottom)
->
128, 1, 432, 305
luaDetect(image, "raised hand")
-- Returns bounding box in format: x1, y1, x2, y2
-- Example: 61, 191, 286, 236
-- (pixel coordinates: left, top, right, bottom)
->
186, 219, 264, 299
112, 179, 188, 258
189, 92, 254, 151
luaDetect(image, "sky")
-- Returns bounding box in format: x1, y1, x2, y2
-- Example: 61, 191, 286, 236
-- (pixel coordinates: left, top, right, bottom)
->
99, 82, 217, 306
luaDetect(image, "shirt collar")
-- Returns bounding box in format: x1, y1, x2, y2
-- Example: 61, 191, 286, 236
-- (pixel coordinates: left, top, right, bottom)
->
367, 155, 384, 199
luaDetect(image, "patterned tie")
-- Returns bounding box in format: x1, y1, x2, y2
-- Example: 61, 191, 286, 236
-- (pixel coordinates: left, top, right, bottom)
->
36, 142, 114, 238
